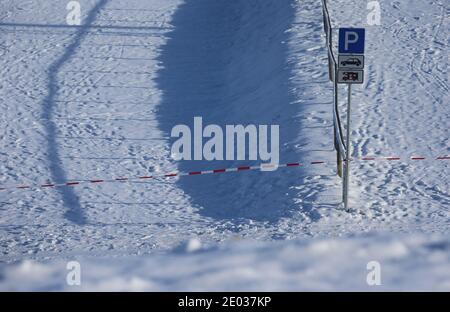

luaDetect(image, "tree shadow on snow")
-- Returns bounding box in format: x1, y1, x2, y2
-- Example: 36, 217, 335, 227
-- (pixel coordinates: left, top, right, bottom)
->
40, 0, 110, 225
156, 0, 324, 224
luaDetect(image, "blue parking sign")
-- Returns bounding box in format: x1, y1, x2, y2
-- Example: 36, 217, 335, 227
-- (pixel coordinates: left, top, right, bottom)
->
339, 28, 365, 54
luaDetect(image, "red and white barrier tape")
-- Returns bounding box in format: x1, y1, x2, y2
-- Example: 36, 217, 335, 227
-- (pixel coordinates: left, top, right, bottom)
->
0, 156, 448, 192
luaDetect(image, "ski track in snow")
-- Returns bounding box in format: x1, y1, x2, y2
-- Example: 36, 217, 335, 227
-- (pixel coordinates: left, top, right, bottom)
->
0, 0, 448, 267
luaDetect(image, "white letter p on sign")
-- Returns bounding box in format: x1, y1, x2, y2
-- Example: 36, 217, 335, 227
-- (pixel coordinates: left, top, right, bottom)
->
345, 31, 359, 51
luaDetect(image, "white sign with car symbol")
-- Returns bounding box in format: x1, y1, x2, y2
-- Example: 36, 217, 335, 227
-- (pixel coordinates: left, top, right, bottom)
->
338, 55, 364, 69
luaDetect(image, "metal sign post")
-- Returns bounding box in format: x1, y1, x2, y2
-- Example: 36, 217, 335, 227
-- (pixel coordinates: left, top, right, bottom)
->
344, 83, 352, 210
337, 27, 365, 210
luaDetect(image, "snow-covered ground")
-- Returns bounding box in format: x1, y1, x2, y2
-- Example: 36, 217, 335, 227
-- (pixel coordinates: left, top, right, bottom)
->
0, 0, 448, 290
1, 234, 450, 291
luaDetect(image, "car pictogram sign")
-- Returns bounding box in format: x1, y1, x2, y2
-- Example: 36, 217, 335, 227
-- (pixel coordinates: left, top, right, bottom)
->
338, 55, 364, 69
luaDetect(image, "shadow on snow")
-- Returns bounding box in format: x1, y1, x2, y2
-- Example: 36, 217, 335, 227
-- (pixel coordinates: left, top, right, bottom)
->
156, 0, 322, 224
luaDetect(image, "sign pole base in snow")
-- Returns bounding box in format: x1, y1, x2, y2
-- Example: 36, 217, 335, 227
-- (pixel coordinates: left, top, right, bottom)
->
344, 83, 352, 210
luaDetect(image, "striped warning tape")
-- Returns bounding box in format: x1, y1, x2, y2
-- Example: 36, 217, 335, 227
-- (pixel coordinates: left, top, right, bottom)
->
0, 155, 448, 192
